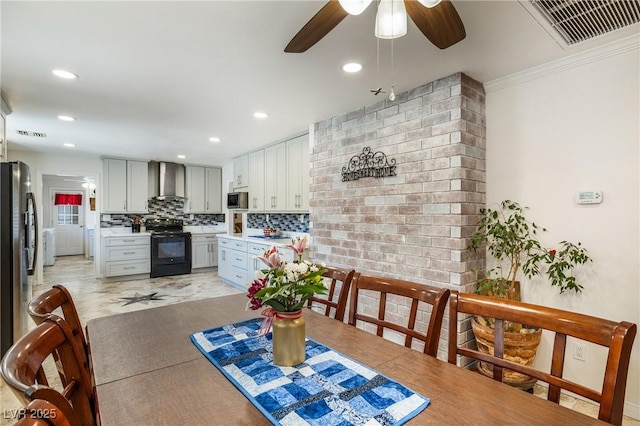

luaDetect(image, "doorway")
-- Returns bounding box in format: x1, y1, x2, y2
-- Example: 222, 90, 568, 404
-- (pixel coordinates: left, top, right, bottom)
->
51, 190, 84, 255
43, 175, 97, 259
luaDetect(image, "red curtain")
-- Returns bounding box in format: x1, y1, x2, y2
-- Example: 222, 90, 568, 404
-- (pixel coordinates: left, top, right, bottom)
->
54, 193, 83, 205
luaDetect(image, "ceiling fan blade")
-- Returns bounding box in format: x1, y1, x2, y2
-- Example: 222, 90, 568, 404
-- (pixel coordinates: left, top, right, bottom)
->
405, 0, 466, 49
285, 1, 349, 53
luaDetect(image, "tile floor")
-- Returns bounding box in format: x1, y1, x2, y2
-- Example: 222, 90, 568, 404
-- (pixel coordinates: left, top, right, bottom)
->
1, 255, 638, 425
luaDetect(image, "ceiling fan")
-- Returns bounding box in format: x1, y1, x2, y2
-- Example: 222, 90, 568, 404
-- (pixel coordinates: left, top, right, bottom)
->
285, 0, 466, 53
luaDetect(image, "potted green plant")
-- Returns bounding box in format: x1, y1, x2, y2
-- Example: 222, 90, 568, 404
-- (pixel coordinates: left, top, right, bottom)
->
468, 200, 592, 386
470, 200, 592, 300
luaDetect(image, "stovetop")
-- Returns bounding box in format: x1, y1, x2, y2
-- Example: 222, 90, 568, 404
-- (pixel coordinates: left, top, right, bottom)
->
145, 218, 184, 233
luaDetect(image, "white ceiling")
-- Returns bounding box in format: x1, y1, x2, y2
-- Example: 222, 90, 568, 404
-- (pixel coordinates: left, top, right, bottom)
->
1, 1, 638, 167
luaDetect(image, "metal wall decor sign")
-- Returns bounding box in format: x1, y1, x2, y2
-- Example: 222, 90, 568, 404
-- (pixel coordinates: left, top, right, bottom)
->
342, 146, 397, 182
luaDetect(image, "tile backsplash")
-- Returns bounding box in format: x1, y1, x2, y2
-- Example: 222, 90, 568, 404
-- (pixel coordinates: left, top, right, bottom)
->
100, 198, 224, 227
247, 213, 309, 233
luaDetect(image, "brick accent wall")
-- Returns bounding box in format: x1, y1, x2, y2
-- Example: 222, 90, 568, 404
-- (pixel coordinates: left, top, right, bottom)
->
309, 72, 486, 360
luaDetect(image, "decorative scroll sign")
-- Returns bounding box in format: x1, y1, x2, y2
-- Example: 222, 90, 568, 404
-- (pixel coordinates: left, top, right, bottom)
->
342, 146, 397, 182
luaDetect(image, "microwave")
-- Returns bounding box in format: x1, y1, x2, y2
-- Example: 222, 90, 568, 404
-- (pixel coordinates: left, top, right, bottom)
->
227, 192, 249, 209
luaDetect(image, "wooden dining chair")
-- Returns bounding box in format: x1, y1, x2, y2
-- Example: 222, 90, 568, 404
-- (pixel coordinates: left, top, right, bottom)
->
13, 399, 75, 426
348, 274, 450, 356
27, 285, 89, 374
448, 292, 637, 426
306, 266, 356, 322
0, 315, 96, 426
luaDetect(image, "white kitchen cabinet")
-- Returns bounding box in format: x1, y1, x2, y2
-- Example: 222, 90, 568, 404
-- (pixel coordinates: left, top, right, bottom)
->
127, 160, 149, 212
102, 234, 150, 277
0, 112, 7, 162
185, 166, 222, 213
247, 242, 270, 278
217, 237, 248, 288
248, 149, 265, 211
286, 135, 310, 211
103, 158, 148, 213
264, 142, 287, 211
233, 155, 249, 189
204, 167, 222, 213
185, 166, 206, 212
192, 234, 218, 269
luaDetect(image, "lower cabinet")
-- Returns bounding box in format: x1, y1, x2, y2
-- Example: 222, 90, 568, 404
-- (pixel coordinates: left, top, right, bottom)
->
247, 242, 271, 279
102, 235, 150, 277
217, 237, 248, 288
191, 234, 219, 269
219, 238, 305, 289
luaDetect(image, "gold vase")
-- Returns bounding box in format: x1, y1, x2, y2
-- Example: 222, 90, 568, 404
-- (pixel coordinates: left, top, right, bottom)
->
272, 310, 306, 366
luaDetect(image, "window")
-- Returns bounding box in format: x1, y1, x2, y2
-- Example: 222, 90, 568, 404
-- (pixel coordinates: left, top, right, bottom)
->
57, 204, 79, 225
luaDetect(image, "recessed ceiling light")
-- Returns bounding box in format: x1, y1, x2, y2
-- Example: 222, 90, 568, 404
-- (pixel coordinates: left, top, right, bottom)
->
209, 137, 221, 143
253, 112, 268, 119
52, 69, 79, 79
63, 143, 75, 148
58, 115, 76, 121
177, 155, 186, 159
342, 62, 363, 73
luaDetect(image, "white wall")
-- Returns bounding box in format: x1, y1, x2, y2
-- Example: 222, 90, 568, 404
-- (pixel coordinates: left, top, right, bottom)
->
8, 149, 103, 283
486, 41, 639, 417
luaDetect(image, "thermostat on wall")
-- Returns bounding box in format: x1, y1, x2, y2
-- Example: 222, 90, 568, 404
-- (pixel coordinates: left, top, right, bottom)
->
575, 190, 603, 205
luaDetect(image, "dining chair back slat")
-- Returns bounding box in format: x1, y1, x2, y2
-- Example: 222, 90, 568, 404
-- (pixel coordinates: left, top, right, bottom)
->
27, 285, 88, 374
306, 266, 355, 322
448, 292, 636, 426
0, 316, 95, 426
348, 274, 450, 356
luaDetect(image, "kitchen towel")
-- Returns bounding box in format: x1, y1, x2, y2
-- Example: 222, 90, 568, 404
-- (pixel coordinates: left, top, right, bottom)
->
191, 318, 429, 426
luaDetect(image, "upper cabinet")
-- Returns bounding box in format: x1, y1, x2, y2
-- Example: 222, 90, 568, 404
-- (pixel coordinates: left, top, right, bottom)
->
248, 149, 265, 211
234, 132, 310, 213
185, 166, 222, 213
204, 167, 222, 213
233, 155, 249, 189
264, 142, 287, 211
103, 158, 148, 213
286, 135, 309, 211
0, 113, 6, 162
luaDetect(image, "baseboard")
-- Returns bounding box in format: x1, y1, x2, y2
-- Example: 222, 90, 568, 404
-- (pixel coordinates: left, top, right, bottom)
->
534, 382, 639, 420
625, 401, 640, 421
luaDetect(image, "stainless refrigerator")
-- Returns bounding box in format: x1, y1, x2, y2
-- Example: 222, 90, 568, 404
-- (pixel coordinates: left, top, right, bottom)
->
0, 161, 38, 357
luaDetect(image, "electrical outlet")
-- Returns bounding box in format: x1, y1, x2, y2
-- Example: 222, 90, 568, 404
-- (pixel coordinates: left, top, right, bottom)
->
573, 342, 587, 361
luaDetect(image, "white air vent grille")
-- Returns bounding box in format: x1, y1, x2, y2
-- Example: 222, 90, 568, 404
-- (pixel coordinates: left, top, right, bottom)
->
16, 130, 47, 138
529, 0, 640, 45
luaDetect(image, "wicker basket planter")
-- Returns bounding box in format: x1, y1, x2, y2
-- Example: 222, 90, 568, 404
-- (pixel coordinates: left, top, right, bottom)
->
471, 316, 542, 388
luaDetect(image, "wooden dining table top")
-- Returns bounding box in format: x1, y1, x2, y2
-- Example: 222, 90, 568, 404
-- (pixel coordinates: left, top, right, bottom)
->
86, 294, 607, 426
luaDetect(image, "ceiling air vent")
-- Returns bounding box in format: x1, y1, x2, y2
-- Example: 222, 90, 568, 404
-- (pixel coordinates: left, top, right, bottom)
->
522, 0, 640, 46
16, 130, 47, 137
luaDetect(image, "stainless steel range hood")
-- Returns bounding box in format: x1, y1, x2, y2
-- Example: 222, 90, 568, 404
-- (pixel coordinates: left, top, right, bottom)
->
148, 161, 185, 199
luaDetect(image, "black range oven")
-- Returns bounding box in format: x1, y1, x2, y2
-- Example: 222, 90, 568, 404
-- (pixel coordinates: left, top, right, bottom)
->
146, 218, 192, 278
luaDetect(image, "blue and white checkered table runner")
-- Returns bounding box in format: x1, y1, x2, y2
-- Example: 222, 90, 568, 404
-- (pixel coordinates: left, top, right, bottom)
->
191, 318, 429, 426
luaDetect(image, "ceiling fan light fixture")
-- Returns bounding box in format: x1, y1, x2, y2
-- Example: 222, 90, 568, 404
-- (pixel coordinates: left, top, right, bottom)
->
375, 0, 407, 39
417, 0, 442, 8
338, 0, 373, 15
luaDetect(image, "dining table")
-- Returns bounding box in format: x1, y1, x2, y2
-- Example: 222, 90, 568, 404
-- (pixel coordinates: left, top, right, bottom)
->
86, 293, 607, 425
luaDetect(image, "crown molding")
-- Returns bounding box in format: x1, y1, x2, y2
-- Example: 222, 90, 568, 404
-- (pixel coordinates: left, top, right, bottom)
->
484, 35, 640, 94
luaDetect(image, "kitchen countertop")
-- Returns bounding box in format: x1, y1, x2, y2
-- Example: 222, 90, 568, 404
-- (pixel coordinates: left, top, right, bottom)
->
183, 224, 227, 234
101, 224, 227, 237
101, 228, 151, 237
217, 232, 307, 246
